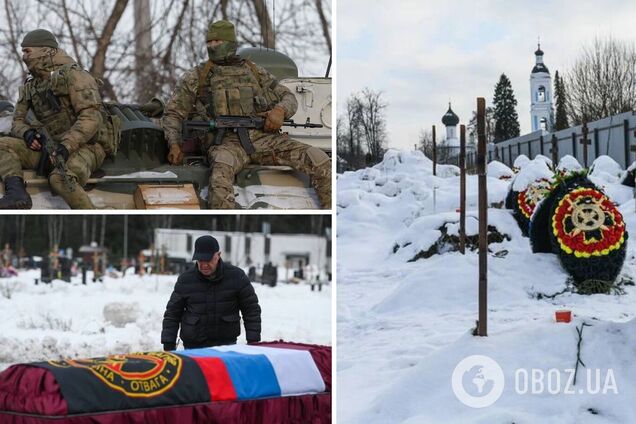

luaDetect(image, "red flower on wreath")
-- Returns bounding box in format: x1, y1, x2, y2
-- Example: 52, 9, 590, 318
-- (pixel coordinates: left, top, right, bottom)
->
551, 187, 625, 258
518, 178, 553, 219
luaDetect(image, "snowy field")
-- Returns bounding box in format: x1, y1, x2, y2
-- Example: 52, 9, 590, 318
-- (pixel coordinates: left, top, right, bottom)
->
337, 150, 636, 423
0, 270, 331, 371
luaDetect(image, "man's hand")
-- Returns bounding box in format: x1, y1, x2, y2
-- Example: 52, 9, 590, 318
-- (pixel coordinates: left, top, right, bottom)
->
50, 144, 69, 162
263, 105, 285, 132
163, 343, 176, 351
167, 144, 184, 165
23, 129, 42, 151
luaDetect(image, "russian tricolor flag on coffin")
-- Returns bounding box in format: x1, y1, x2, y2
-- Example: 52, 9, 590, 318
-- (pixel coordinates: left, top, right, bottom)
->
18, 343, 328, 414
181, 344, 326, 400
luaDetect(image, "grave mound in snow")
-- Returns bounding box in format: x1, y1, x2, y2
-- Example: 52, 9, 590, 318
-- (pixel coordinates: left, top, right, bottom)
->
367, 318, 636, 424
391, 210, 517, 262
337, 150, 511, 267
337, 149, 459, 207
487, 161, 514, 179
589, 155, 624, 184
557, 155, 583, 173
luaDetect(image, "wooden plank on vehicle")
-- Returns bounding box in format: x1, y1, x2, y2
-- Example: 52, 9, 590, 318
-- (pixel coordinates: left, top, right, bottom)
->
134, 184, 200, 209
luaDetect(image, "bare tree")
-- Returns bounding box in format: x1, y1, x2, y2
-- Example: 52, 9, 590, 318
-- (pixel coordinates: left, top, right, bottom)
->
313, 0, 331, 56
250, 0, 274, 48
47, 216, 64, 252
564, 36, 636, 124
467, 106, 495, 144
417, 128, 433, 157
336, 93, 364, 171
134, 0, 156, 100
358, 87, 387, 164
0, 0, 331, 102
100, 215, 107, 247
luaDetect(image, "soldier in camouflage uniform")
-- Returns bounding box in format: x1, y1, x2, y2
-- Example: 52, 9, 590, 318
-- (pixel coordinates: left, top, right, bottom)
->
161, 20, 331, 209
0, 29, 120, 209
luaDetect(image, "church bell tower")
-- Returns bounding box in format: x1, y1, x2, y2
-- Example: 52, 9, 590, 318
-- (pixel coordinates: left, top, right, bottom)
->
530, 42, 554, 132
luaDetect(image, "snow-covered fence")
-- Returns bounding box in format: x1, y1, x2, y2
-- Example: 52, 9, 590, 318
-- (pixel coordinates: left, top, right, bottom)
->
442, 111, 636, 171
490, 111, 636, 169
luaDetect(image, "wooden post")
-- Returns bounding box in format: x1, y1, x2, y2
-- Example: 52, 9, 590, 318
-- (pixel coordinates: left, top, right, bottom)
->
432, 125, 437, 176
508, 145, 512, 167
580, 122, 590, 168
550, 134, 559, 166
572, 132, 577, 160
460, 124, 466, 255
477, 97, 488, 337
625, 120, 631, 168
593, 128, 599, 159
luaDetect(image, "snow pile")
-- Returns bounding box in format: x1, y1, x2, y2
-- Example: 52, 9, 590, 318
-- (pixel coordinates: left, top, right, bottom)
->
513, 154, 531, 169
338, 149, 636, 423
338, 150, 509, 269
589, 155, 624, 184
511, 158, 554, 192
0, 271, 330, 370
533, 154, 554, 169
557, 155, 583, 173
391, 210, 516, 263
486, 161, 514, 179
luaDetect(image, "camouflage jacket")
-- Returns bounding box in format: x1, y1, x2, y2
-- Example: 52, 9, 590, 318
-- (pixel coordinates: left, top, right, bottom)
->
162, 57, 298, 146
12, 50, 104, 155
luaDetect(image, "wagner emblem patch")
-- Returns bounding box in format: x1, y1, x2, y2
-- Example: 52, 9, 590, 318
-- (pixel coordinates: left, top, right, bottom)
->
48, 351, 182, 398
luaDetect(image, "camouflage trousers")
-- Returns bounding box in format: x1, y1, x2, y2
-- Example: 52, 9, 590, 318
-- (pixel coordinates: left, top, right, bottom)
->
207, 132, 331, 209
0, 136, 106, 209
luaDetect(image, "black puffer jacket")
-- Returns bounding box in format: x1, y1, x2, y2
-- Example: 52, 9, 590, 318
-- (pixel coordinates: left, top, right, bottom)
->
161, 260, 261, 348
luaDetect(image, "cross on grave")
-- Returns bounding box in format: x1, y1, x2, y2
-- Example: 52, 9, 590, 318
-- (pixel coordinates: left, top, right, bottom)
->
580, 122, 591, 168
550, 134, 559, 165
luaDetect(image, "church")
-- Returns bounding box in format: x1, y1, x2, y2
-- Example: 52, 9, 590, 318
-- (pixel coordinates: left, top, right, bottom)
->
530, 43, 554, 132
440, 43, 556, 144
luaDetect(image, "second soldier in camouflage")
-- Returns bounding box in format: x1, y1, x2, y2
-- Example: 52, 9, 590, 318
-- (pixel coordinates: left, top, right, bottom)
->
161, 20, 331, 209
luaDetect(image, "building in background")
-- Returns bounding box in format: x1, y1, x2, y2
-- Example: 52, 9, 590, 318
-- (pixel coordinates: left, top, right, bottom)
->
530, 43, 554, 132
154, 228, 332, 282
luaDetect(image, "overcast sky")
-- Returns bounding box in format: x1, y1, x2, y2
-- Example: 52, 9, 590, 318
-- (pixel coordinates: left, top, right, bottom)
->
336, 0, 636, 150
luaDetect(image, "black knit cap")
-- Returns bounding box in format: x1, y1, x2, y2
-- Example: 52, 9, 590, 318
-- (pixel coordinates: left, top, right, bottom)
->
192, 235, 220, 261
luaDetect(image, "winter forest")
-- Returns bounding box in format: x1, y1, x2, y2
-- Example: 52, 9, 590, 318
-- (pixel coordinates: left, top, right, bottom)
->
0, 214, 330, 264
0, 0, 332, 102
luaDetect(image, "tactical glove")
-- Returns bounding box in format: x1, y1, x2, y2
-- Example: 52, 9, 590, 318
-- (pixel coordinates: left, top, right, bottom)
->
23, 129, 41, 150
53, 144, 69, 162
264, 105, 286, 132
167, 144, 184, 165
163, 343, 176, 351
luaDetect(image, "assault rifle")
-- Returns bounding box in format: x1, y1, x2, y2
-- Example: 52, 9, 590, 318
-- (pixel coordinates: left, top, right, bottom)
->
183, 115, 323, 155
36, 127, 75, 192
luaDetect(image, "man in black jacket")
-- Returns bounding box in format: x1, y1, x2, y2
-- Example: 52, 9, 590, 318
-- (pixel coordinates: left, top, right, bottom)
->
161, 235, 261, 350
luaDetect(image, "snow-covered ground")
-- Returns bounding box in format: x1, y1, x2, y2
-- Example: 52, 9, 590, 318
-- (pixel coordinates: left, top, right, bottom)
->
337, 150, 636, 423
0, 270, 330, 371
